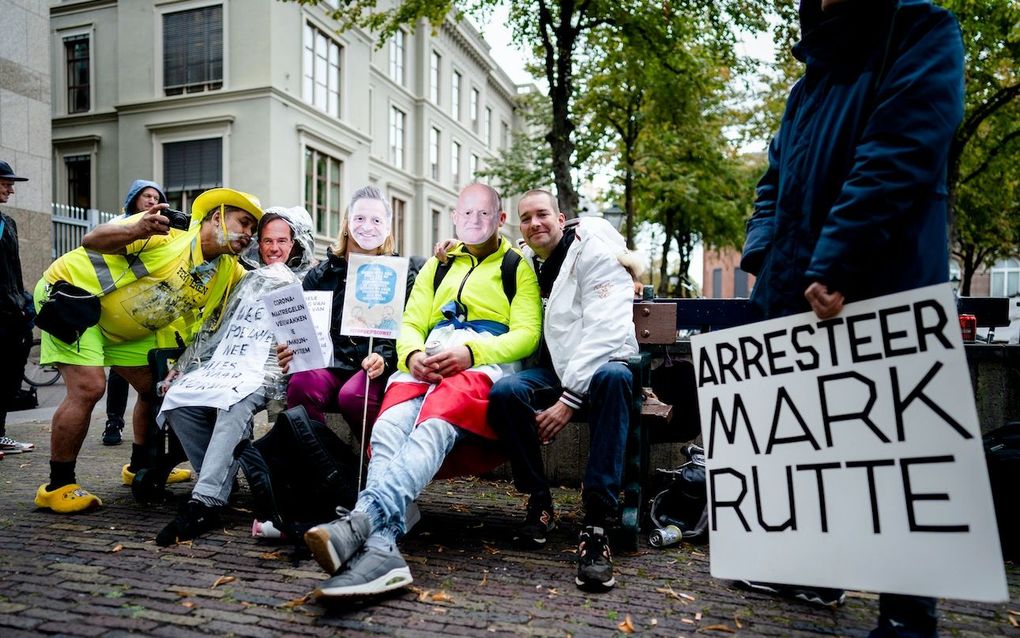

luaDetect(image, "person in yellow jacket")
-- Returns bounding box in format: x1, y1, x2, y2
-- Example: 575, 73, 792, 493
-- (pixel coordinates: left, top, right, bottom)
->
303, 183, 541, 599
33, 188, 262, 513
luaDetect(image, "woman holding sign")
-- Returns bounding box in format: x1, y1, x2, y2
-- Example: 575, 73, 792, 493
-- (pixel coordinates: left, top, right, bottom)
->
280, 186, 415, 437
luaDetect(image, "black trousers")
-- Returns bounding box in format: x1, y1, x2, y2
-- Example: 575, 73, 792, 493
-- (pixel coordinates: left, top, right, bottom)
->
106, 368, 129, 421
0, 315, 32, 432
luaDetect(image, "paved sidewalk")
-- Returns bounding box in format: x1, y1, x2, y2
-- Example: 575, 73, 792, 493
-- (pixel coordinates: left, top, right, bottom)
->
0, 414, 1017, 637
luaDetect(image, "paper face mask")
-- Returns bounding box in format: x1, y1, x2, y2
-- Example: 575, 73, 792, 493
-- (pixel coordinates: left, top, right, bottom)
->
454, 208, 499, 245
349, 199, 391, 251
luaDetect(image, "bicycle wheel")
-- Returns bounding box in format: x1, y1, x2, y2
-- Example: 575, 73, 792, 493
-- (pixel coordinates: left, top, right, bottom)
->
23, 337, 61, 387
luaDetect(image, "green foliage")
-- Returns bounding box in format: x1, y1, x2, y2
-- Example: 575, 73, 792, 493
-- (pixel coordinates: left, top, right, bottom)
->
939, 0, 1020, 293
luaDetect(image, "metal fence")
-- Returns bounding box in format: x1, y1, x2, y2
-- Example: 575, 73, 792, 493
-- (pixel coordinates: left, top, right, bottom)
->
50, 204, 118, 259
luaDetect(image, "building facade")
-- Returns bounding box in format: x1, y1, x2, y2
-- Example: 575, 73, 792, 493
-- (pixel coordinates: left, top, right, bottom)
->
49, 0, 523, 258
1, 0, 52, 289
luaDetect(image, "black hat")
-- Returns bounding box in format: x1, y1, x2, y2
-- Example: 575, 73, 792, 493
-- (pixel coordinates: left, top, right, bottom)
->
0, 161, 28, 182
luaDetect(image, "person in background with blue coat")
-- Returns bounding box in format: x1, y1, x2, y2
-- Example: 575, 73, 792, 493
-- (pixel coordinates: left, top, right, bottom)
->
739, 0, 964, 636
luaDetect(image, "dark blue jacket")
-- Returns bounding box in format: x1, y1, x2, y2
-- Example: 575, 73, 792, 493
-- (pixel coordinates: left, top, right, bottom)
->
741, 0, 964, 319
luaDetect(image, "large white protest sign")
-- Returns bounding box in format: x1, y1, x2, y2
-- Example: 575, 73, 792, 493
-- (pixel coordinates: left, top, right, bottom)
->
159, 297, 273, 415
264, 283, 329, 374
692, 283, 1007, 601
341, 254, 409, 339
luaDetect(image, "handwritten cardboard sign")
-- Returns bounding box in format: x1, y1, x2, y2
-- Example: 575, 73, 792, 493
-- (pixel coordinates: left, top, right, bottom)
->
160, 295, 273, 413
692, 284, 1007, 601
264, 284, 329, 374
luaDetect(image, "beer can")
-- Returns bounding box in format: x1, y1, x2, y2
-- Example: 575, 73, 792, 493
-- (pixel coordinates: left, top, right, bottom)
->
425, 339, 443, 357
959, 314, 977, 342
649, 524, 682, 548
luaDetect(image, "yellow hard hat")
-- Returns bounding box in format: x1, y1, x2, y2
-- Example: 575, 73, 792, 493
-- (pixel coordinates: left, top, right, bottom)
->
191, 187, 263, 222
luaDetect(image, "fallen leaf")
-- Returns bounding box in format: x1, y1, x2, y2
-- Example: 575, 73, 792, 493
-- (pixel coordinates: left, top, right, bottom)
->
482, 545, 500, 555
480, 571, 488, 586
258, 551, 282, 560
701, 624, 735, 633
695, 612, 703, 621
211, 575, 236, 588
409, 586, 431, 602
19, 462, 31, 469
431, 591, 454, 603
733, 613, 743, 629
280, 593, 312, 608
110, 544, 124, 553
1009, 615, 1019, 628
681, 618, 695, 624
547, 587, 559, 598
679, 592, 696, 601
181, 601, 195, 608
1008, 609, 1019, 615
451, 504, 470, 513
618, 615, 635, 633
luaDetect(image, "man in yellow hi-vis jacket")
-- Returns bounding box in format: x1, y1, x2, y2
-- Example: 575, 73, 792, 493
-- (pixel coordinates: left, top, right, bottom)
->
32, 188, 262, 513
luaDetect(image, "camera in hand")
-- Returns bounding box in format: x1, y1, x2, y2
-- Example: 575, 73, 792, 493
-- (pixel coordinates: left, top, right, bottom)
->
163, 207, 191, 231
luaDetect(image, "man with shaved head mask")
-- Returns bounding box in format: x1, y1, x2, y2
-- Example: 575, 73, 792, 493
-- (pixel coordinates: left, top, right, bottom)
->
303, 183, 541, 599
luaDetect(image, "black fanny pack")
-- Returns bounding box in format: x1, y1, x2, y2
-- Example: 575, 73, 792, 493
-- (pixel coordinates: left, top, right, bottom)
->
36, 280, 101, 344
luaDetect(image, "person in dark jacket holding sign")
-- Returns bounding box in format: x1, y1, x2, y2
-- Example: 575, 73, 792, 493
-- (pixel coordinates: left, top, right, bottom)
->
739, 0, 964, 636
279, 186, 414, 432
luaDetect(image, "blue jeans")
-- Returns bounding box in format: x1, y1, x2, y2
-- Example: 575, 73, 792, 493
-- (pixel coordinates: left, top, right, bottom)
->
355, 395, 465, 541
487, 362, 632, 523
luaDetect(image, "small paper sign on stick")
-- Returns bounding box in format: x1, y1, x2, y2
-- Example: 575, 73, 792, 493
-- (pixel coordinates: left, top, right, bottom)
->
264, 283, 329, 374
340, 254, 409, 340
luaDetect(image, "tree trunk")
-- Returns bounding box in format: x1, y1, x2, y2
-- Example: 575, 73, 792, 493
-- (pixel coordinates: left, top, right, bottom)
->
539, 0, 579, 218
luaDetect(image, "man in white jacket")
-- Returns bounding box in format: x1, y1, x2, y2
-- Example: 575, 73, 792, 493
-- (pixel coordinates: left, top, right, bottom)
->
488, 188, 640, 592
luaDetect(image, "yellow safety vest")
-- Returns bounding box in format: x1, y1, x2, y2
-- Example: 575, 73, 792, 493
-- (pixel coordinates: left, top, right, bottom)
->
44, 213, 245, 344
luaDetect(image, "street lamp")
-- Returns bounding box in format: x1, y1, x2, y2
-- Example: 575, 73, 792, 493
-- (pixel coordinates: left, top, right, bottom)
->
602, 203, 625, 232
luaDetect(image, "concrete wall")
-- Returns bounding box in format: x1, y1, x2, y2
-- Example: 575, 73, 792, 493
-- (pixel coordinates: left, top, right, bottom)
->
1, 0, 52, 288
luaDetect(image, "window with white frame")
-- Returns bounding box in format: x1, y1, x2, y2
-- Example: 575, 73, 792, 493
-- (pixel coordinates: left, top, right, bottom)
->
484, 107, 492, 147
990, 258, 1020, 297
163, 138, 223, 211
64, 34, 90, 114
470, 88, 479, 132
430, 51, 441, 104
64, 154, 91, 209
392, 196, 406, 254
163, 5, 223, 96
451, 141, 461, 188
389, 107, 406, 169
501, 120, 510, 149
429, 127, 440, 181
303, 23, 341, 117
389, 30, 405, 86
451, 71, 461, 120
470, 154, 479, 180
432, 208, 441, 245
304, 147, 343, 238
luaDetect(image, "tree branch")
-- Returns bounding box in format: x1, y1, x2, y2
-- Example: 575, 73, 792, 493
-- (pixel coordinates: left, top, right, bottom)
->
960, 129, 1020, 185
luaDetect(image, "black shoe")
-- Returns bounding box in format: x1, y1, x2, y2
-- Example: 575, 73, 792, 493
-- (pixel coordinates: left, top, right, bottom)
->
738, 580, 846, 607
575, 526, 615, 592
156, 500, 221, 547
514, 499, 555, 548
102, 419, 124, 446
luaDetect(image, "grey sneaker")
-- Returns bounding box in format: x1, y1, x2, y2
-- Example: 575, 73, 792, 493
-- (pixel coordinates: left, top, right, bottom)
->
304, 508, 372, 575
315, 543, 413, 598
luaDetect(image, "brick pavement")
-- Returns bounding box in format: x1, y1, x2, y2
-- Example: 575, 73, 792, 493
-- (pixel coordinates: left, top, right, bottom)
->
0, 416, 1017, 637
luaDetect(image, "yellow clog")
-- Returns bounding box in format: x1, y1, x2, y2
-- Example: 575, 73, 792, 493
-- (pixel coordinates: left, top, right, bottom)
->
121, 464, 193, 486
34, 483, 102, 513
